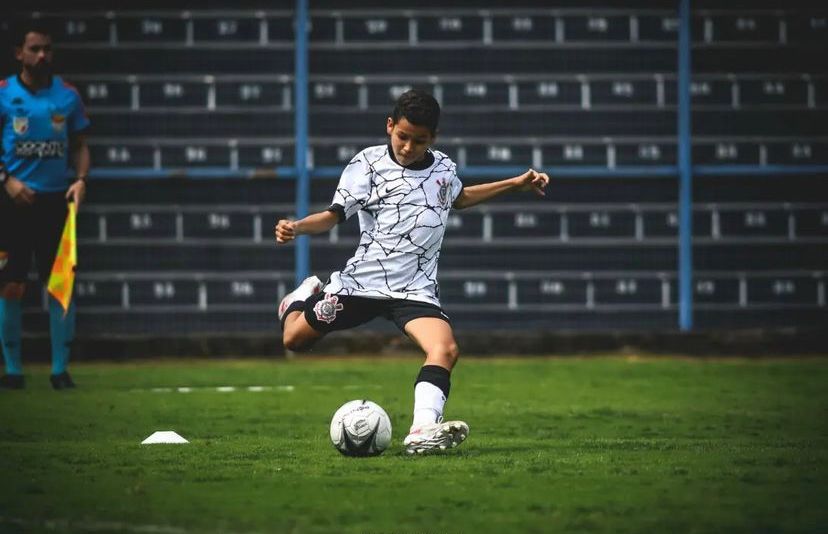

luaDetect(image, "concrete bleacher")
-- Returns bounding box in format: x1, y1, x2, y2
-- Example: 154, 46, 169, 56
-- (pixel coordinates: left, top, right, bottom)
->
6, 4, 827, 334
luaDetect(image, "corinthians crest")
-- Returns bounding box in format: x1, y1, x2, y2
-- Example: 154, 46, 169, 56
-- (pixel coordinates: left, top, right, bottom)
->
314, 293, 344, 324
435, 178, 451, 207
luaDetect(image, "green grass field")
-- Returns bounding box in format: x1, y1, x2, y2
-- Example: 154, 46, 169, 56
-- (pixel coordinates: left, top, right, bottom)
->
1, 356, 826, 533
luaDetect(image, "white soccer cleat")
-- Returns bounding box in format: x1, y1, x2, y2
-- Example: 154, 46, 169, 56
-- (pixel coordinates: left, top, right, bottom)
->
403, 419, 469, 455
278, 276, 324, 321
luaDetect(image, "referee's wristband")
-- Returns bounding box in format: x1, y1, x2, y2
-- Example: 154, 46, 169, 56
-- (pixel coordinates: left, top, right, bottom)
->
75, 175, 88, 183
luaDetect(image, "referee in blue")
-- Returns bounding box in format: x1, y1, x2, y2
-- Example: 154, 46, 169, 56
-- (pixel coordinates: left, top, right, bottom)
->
1, 22, 90, 390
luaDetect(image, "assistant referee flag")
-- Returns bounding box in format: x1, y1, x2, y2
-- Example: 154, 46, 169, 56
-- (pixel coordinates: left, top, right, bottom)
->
48, 202, 77, 315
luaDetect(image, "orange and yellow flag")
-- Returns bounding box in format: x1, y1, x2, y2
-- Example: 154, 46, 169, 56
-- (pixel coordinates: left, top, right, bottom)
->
48, 203, 77, 315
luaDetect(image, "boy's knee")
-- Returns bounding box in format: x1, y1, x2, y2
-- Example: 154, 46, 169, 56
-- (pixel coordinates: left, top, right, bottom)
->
282, 327, 316, 352
430, 342, 460, 365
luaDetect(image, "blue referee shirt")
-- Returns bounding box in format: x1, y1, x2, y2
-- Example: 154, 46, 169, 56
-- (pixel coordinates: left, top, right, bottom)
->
0, 74, 90, 193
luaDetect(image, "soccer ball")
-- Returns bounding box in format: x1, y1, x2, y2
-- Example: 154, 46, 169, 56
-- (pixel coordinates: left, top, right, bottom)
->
329, 400, 392, 457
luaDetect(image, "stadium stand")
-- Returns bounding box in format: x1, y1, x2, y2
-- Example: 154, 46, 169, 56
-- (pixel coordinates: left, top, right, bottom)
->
3, 3, 826, 335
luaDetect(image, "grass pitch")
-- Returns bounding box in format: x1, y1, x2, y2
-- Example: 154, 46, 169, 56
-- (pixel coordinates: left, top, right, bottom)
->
1, 356, 826, 533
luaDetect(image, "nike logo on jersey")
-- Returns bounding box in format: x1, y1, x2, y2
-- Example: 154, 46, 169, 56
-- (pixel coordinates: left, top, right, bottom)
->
386, 183, 407, 194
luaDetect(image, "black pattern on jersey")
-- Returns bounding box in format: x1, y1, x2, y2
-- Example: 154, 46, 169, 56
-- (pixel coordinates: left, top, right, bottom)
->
326, 145, 461, 305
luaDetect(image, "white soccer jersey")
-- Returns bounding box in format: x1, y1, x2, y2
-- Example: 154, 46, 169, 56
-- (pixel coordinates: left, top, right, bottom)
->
323, 144, 463, 306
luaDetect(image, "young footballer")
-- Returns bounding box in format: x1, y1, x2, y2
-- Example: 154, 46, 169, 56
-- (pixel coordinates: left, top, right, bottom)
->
274, 89, 548, 453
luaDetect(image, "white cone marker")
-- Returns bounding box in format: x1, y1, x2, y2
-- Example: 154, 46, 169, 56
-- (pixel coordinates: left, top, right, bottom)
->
141, 431, 189, 445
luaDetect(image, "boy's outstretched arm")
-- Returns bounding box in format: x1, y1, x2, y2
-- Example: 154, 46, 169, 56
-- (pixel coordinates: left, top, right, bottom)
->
275, 210, 339, 244
453, 169, 550, 210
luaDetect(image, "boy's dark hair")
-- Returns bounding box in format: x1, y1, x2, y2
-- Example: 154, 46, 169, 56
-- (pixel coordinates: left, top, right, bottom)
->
391, 89, 440, 135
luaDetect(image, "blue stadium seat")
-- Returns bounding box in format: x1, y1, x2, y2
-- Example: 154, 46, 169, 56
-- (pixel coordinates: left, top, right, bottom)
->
693, 142, 760, 165
342, 16, 408, 42
238, 143, 295, 168
517, 80, 581, 106
181, 211, 257, 240
442, 81, 509, 107
117, 16, 188, 43
691, 277, 740, 305
641, 209, 713, 238
205, 279, 283, 306
637, 15, 679, 42
215, 81, 287, 107
710, 14, 779, 43
591, 79, 658, 106
42, 15, 110, 43
746, 276, 819, 305
568, 209, 637, 239
542, 143, 606, 166
717, 208, 788, 238
517, 277, 588, 305
128, 280, 200, 307
465, 143, 532, 166
491, 211, 561, 239
161, 145, 231, 168
491, 15, 556, 42
766, 141, 827, 164
310, 80, 360, 107
739, 79, 808, 107
417, 16, 483, 42
615, 142, 676, 165
74, 80, 132, 107
592, 277, 663, 306
140, 81, 209, 107
74, 280, 124, 308
89, 143, 155, 168
104, 211, 178, 240
665, 78, 733, 107
562, 15, 630, 42
193, 16, 261, 42
438, 278, 509, 306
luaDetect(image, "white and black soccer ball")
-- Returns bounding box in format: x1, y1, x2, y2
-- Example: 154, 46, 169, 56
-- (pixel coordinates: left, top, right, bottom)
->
329, 400, 392, 457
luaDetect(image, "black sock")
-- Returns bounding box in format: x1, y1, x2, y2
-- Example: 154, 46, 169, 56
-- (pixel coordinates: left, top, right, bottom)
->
415, 364, 451, 399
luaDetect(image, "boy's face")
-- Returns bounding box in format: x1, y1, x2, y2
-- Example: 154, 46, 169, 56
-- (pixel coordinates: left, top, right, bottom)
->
16, 32, 53, 77
386, 117, 435, 167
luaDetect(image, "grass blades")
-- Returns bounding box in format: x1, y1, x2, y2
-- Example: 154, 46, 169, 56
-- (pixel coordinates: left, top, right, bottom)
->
1, 356, 826, 533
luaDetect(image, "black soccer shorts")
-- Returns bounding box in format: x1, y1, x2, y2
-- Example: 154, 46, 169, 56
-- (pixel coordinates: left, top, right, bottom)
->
0, 190, 68, 284
300, 291, 451, 334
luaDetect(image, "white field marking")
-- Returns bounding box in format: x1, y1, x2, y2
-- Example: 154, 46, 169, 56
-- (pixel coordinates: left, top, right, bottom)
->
140, 386, 287, 393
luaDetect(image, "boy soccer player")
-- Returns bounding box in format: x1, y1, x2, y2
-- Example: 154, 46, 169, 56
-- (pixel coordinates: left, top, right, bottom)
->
274, 90, 548, 453
0, 23, 90, 390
